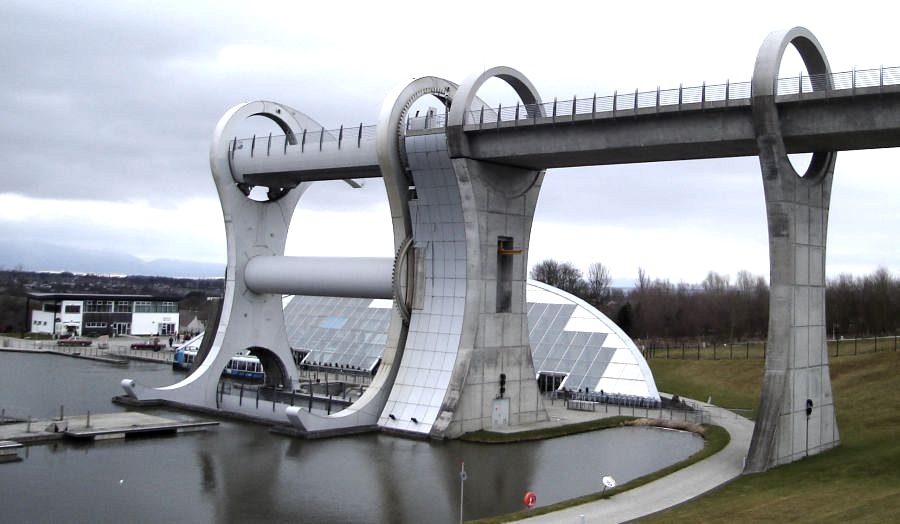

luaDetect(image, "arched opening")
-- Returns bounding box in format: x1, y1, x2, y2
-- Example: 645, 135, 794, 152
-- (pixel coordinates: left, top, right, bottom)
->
779, 45, 814, 176
228, 114, 298, 201
245, 346, 289, 388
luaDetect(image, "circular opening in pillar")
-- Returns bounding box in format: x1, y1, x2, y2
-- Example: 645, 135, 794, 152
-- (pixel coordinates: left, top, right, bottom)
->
778, 47, 818, 177
230, 115, 296, 201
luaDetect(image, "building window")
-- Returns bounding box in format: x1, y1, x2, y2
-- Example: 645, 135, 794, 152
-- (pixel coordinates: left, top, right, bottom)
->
64, 305, 81, 314
135, 301, 177, 313
115, 301, 132, 313
84, 300, 113, 313
134, 301, 151, 312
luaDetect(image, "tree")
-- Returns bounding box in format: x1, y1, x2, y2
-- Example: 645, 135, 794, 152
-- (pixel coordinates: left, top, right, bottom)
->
616, 302, 633, 336
585, 262, 612, 306
530, 259, 584, 297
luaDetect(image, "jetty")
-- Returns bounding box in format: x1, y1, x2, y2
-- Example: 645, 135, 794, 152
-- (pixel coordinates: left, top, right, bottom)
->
0, 412, 218, 454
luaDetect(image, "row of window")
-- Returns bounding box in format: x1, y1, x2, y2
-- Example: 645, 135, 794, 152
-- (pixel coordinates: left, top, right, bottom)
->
134, 301, 178, 313
42, 300, 178, 314
83, 300, 135, 313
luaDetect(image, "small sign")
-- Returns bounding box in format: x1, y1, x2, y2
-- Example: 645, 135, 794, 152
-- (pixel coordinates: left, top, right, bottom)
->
523, 491, 537, 509
602, 476, 616, 488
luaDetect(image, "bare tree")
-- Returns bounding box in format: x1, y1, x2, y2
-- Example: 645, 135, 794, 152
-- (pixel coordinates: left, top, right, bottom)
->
530, 259, 562, 286
530, 259, 584, 297
637, 267, 650, 294
586, 262, 612, 305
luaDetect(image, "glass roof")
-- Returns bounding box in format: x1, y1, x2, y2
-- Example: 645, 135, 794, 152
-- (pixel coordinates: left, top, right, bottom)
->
281, 280, 659, 401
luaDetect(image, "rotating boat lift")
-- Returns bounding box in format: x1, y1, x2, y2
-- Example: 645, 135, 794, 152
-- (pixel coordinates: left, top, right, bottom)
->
123, 70, 550, 439
123, 27, 842, 471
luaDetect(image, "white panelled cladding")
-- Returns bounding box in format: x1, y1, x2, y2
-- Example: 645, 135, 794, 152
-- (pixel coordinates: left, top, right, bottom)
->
379, 133, 465, 435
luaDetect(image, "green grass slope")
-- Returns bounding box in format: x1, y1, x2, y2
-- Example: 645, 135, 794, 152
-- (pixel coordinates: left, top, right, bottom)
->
645, 351, 900, 522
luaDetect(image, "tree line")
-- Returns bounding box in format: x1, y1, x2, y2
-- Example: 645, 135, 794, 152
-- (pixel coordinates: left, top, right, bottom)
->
530, 260, 899, 343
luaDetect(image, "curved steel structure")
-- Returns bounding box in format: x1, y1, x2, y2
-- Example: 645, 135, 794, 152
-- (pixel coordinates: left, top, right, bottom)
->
123, 27, 851, 470
122, 101, 318, 416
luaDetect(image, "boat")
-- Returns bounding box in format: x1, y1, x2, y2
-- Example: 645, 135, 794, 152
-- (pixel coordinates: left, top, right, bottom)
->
172, 347, 264, 382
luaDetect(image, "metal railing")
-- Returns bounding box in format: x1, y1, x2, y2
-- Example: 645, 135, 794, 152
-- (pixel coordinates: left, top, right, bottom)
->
643, 335, 899, 360
402, 65, 898, 129
0, 336, 173, 364
228, 65, 899, 156
230, 124, 377, 159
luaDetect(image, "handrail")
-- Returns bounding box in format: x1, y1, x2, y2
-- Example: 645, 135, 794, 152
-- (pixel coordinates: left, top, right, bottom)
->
229, 65, 900, 154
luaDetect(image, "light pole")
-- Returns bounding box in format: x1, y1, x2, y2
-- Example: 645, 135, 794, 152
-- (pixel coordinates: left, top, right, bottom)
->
459, 462, 467, 524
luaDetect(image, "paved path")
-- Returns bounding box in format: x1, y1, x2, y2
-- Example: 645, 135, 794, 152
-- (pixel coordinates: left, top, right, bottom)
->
516, 402, 754, 523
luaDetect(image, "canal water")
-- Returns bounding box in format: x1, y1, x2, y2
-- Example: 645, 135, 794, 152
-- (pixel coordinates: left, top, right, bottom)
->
0, 352, 702, 523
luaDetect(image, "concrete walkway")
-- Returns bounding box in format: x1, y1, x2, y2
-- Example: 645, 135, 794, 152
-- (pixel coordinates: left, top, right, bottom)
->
0, 336, 173, 364
516, 401, 754, 523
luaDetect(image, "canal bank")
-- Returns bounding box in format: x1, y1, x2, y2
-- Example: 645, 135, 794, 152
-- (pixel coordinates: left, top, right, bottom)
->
0, 345, 753, 523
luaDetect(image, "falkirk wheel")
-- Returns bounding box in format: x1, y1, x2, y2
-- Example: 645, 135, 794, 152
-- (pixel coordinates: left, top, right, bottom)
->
123, 70, 551, 440
122, 27, 842, 472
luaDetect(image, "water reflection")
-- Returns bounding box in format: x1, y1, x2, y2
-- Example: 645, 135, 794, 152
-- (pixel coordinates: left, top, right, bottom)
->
0, 352, 701, 523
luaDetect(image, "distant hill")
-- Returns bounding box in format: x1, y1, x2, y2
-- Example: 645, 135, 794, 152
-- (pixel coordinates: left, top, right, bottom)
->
0, 240, 224, 279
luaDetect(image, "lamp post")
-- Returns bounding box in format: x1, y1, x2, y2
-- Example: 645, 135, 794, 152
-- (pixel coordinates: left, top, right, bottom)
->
459, 462, 467, 524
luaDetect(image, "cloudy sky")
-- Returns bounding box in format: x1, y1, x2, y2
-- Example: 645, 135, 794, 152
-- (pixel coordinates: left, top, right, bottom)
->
2, 0, 897, 284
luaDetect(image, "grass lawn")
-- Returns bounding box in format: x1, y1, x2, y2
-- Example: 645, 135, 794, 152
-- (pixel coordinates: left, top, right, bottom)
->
644, 350, 900, 522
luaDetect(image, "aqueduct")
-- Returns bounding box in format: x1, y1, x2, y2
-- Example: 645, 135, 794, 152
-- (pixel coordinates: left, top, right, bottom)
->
122, 27, 900, 472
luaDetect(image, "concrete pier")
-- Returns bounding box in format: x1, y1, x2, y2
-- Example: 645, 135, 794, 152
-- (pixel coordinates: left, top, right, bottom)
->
0, 412, 217, 447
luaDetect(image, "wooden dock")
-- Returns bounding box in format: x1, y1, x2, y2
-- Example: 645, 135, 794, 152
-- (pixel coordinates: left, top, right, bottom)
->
0, 440, 23, 463
0, 412, 218, 449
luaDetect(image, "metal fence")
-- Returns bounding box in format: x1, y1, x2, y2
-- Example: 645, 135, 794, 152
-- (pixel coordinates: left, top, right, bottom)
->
0, 337, 173, 364
643, 335, 900, 360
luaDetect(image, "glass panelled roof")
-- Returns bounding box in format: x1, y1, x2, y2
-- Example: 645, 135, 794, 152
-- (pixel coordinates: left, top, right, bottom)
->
283, 295, 392, 373
279, 280, 660, 401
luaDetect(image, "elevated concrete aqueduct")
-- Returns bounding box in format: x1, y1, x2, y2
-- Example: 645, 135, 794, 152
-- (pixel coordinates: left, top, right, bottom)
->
122, 27, 900, 473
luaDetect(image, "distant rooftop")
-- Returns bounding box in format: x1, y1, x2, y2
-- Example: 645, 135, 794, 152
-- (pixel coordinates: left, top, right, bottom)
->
25, 291, 181, 302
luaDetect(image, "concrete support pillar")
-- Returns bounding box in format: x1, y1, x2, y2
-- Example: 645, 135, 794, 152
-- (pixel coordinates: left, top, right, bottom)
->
745, 27, 840, 473
436, 67, 549, 437
122, 101, 312, 415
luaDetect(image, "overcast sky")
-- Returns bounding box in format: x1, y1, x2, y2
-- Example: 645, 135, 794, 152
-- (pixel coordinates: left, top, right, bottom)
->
1, 0, 897, 283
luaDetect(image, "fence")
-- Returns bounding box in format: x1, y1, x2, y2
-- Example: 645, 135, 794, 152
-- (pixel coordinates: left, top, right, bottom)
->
643, 336, 900, 360
560, 395, 711, 424
0, 337, 173, 364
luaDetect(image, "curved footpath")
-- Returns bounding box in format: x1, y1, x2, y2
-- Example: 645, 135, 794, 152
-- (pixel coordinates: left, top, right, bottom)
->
517, 401, 754, 523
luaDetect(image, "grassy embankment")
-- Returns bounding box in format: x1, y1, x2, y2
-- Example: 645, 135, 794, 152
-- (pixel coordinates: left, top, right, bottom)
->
646, 351, 900, 522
